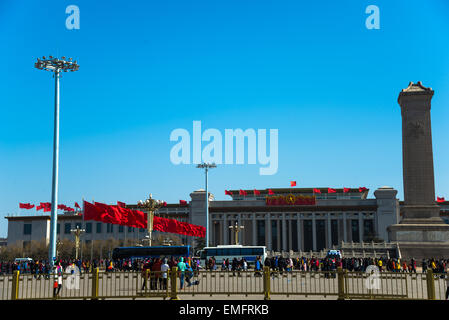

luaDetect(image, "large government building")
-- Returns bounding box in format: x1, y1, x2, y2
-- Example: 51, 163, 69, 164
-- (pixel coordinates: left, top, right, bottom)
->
6, 186, 449, 253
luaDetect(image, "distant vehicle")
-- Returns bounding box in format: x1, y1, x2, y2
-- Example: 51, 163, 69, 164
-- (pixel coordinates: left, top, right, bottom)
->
326, 250, 342, 259
14, 258, 33, 263
111, 245, 191, 260
198, 245, 267, 268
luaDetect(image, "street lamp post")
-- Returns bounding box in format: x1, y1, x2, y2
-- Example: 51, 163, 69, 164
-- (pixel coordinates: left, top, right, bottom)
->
196, 163, 216, 248
35, 56, 79, 267
229, 222, 245, 245
70, 226, 86, 260
137, 194, 165, 247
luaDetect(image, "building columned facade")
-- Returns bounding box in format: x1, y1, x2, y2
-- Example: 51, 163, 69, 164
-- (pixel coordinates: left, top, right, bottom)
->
5, 186, 449, 253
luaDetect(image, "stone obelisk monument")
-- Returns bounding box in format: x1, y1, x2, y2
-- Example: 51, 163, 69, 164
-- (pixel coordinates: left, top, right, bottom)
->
388, 82, 449, 259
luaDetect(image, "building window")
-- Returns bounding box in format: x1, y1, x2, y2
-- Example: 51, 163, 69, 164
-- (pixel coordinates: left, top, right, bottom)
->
257, 220, 265, 246
315, 220, 326, 251
351, 220, 360, 242
107, 224, 114, 233
96, 223, 102, 233
128, 227, 134, 233
118, 225, 124, 233
331, 220, 339, 246
363, 219, 375, 241
23, 224, 32, 235
139, 227, 145, 233
64, 223, 71, 234
291, 220, 298, 252
57, 224, 60, 235
271, 221, 278, 252
75, 223, 82, 229
86, 223, 92, 234
303, 220, 313, 252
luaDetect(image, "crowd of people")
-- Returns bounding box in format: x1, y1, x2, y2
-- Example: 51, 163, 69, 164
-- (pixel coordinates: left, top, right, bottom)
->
0, 258, 114, 276
1, 256, 448, 276
200, 256, 449, 275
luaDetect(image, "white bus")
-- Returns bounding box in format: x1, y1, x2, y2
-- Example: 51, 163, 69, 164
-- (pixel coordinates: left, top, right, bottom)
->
198, 245, 267, 268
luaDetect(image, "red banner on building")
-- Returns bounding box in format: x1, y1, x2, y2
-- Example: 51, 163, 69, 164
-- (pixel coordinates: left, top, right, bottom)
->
266, 194, 316, 206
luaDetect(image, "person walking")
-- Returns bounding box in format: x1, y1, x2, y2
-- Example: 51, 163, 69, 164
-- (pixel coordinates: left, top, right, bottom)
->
53, 261, 63, 298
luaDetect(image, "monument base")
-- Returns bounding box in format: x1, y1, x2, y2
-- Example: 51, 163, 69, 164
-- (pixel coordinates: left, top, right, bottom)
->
388, 223, 449, 259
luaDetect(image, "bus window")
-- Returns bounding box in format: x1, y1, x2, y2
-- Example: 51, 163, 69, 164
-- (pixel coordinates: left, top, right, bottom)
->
228, 248, 240, 256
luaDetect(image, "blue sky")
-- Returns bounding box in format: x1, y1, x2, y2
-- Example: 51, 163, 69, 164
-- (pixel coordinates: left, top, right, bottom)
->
1, 0, 448, 237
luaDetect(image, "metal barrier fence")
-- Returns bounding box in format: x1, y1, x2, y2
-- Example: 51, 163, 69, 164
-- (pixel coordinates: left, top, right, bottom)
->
0, 267, 447, 300
269, 271, 339, 298
178, 270, 264, 297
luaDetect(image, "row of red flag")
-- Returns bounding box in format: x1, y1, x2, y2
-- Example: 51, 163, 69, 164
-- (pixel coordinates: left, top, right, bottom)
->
225, 190, 446, 203
83, 201, 205, 238
19, 202, 80, 212
226, 187, 369, 196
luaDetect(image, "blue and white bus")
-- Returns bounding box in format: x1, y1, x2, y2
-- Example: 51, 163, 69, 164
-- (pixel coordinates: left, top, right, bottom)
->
198, 245, 266, 268
112, 245, 191, 260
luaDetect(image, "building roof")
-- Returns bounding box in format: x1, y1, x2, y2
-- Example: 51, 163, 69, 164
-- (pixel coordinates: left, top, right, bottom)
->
228, 187, 369, 195
210, 205, 378, 213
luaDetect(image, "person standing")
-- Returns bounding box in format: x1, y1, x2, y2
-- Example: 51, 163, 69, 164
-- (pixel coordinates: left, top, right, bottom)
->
177, 257, 187, 289
141, 259, 151, 291
444, 276, 449, 301
160, 259, 169, 290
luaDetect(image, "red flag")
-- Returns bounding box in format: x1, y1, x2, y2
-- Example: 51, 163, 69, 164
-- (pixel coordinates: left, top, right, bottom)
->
117, 201, 126, 208
343, 188, 350, 193
36, 205, 43, 211
313, 188, 321, 194
40, 202, 51, 212
57, 204, 67, 210
290, 181, 296, 187
153, 215, 206, 238
359, 187, 368, 193
83, 201, 103, 221
94, 202, 123, 225
162, 201, 167, 207
437, 197, 446, 203
179, 200, 187, 206
74, 202, 80, 209
254, 189, 261, 196
268, 189, 275, 195
125, 209, 146, 229
239, 189, 247, 196
328, 188, 337, 193
225, 190, 233, 196
19, 203, 34, 209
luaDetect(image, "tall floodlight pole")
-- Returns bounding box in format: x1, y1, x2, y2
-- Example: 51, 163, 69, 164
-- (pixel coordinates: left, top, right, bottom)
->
196, 163, 216, 248
35, 56, 79, 267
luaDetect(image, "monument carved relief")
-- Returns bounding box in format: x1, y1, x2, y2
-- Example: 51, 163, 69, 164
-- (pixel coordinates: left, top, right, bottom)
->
406, 121, 424, 139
